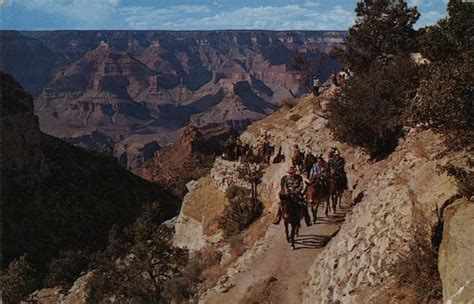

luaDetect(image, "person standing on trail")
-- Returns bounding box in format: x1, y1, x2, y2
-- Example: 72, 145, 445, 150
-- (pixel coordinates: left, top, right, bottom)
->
331, 70, 338, 86
273, 166, 312, 226
312, 76, 321, 97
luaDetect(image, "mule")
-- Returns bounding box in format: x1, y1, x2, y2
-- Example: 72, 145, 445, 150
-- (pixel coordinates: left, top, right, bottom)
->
261, 142, 275, 164
305, 178, 331, 222
330, 172, 346, 212
280, 195, 302, 249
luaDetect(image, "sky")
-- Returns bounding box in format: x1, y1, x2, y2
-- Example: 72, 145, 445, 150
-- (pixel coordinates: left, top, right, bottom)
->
1, 0, 448, 31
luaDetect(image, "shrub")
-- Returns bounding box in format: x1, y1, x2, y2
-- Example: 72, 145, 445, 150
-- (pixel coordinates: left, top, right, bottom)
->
289, 114, 302, 122
2, 255, 38, 304
439, 160, 474, 197
43, 250, 90, 288
219, 186, 263, 237
327, 56, 420, 158
406, 55, 473, 147
391, 230, 442, 302
162, 253, 220, 303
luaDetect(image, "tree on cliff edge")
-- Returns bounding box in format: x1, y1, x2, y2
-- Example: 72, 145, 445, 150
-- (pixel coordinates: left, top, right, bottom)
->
333, 0, 420, 73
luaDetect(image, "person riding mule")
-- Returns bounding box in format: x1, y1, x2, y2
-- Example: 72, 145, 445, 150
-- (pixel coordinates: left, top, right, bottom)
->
306, 157, 331, 220
291, 145, 304, 171
273, 166, 312, 227
330, 150, 348, 190
310, 157, 328, 187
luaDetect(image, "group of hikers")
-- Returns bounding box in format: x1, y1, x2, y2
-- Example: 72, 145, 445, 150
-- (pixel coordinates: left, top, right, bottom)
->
311, 67, 354, 97
330, 68, 354, 88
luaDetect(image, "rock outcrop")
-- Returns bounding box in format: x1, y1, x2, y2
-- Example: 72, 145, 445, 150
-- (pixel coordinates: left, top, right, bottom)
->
173, 177, 228, 251
439, 198, 474, 303
139, 125, 231, 197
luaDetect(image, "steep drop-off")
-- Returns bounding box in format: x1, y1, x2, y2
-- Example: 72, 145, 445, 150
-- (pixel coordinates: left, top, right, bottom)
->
1, 72, 179, 270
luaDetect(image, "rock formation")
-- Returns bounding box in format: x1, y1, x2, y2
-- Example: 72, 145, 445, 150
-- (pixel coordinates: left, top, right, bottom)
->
2, 30, 344, 166
139, 125, 230, 197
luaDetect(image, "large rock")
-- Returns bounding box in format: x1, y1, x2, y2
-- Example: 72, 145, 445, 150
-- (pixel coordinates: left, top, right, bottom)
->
173, 177, 227, 251
439, 199, 474, 303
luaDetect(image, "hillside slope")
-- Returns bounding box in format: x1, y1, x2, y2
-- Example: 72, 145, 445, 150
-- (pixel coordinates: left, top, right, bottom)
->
171, 88, 473, 303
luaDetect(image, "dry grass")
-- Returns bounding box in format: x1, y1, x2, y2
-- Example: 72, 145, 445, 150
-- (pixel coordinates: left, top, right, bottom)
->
182, 177, 229, 236
390, 229, 443, 303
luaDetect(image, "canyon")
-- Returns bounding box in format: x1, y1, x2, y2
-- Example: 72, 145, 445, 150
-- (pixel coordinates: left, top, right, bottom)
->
1, 30, 344, 170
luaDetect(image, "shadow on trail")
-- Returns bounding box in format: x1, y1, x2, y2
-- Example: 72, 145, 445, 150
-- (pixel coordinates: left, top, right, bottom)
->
293, 234, 330, 249
313, 214, 346, 225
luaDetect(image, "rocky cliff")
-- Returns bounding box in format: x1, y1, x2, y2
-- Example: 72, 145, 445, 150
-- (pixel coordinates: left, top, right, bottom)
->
2, 30, 344, 168
170, 88, 473, 303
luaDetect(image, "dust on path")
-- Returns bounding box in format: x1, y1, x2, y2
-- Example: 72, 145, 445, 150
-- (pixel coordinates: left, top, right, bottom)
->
200, 201, 350, 304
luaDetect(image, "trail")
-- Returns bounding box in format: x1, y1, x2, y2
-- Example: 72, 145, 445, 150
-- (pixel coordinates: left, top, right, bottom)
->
200, 163, 351, 304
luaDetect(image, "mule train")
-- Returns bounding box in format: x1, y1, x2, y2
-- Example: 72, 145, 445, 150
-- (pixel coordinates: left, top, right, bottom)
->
277, 146, 348, 249
221, 135, 348, 250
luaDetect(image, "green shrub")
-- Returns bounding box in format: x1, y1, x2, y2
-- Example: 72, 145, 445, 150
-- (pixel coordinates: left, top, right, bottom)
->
334, 0, 419, 73
2, 255, 38, 304
406, 55, 473, 147
327, 56, 420, 158
219, 186, 263, 237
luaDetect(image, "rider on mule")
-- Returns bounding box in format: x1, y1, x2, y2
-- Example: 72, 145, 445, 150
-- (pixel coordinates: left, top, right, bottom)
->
330, 150, 348, 189
310, 157, 328, 187
291, 145, 304, 171
273, 166, 312, 226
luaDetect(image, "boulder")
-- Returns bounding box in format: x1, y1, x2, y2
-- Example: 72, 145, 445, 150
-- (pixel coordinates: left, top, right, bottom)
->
439, 199, 474, 303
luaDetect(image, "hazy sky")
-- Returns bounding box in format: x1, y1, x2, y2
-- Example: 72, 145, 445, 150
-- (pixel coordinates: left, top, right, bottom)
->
1, 0, 448, 31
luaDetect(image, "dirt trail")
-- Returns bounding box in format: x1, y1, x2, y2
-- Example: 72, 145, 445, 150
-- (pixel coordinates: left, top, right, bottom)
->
200, 185, 351, 304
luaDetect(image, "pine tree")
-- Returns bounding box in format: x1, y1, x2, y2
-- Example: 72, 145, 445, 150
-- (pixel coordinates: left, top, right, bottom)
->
335, 0, 420, 73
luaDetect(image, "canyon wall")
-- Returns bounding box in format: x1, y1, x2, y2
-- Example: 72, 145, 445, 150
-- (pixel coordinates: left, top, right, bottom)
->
1, 30, 344, 169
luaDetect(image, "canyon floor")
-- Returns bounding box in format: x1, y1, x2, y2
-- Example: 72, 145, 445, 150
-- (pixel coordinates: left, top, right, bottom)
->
200, 192, 351, 304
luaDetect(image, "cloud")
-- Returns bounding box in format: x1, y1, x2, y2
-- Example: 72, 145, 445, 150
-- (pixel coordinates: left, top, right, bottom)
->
121, 4, 354, 30
415, 10, 444, 28
12, 0, 121, 28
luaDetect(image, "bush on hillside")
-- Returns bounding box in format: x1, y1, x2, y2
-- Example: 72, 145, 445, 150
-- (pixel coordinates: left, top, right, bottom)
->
87, 204, 188, 303
406, 55, 473, 147
161, 253, 220, 303
43, 250, 90, 288
2, 255, 38, 304
327, 56, 420, 158
219, 186, 263, 237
